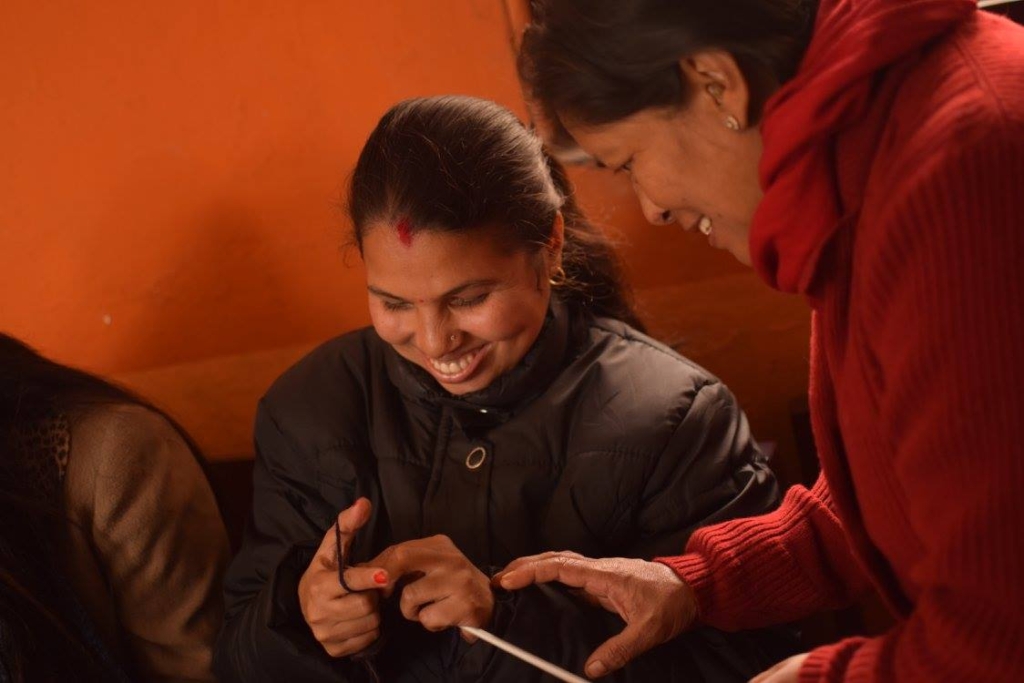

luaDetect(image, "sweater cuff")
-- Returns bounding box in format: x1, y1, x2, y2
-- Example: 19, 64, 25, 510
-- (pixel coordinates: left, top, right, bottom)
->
653, 553, 713, 622
798, 638, 866, 682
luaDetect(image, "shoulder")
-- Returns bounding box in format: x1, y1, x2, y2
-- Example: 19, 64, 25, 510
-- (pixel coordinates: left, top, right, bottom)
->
65, 403, 209, 517
857, 14, 1024, 279
881, 12, 1024, 188
70, 403, 194, 473
560, 318, 732, 451
258, 327, 386, 448
585, 317, 721, 391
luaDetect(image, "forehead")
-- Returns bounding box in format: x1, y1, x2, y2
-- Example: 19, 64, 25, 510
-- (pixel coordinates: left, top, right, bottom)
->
565, 109, 677, 154
361, 223, 532, 295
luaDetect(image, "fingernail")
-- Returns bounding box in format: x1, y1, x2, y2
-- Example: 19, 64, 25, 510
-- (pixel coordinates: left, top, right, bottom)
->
499, 576, 512, 589
586, 661, 607, 678
373, 570, 387, 585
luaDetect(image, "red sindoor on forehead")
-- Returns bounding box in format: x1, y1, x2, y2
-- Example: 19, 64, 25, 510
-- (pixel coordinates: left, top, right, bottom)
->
396, 218, 413, 247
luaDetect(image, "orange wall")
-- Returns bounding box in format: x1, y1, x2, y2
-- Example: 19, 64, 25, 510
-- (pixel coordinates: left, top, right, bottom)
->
1, 1, 526, 372
1, 1, 810, 485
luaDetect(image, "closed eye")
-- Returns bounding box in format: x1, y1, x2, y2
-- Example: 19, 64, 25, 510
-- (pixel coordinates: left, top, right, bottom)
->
382, 299, 411, 312
450, 293, 488, 308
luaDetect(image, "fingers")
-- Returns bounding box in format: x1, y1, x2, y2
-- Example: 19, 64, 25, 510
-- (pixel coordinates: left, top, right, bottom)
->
748, 653, 808, 683
585, 622, 656, 679
498, 554, 607, 594
305, 586, 378, 623
417, 597, 489, 632
320, 615, 382, 659
305, 591, 382, 657
341, 565, 390, 593
397, 571, 487, 624
493, 550, 583, 585
401, 575, 492, 632
398, 572, 447, 621
372, 535, 455, 592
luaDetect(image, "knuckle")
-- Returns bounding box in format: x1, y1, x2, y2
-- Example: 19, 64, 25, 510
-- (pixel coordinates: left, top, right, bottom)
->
605, 641, 632, 667
554, 555, 577, 570
355, 594, 374, 613
400, 594, 419, 619
434, 534, 454, 547
421, 613, 445, 631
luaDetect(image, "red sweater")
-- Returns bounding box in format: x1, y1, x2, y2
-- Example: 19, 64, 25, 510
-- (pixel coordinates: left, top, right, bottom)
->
656, 2, 1024, 681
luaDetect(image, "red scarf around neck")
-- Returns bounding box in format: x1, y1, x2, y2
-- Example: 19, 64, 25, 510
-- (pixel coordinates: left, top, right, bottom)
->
749, 0, 976, 294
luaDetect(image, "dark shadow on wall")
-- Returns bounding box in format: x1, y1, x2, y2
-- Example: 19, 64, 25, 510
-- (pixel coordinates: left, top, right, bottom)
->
206, 457, 255, 553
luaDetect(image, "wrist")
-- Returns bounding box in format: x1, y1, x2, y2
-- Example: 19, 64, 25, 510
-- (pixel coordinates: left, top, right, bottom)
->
651, 561, 698, 633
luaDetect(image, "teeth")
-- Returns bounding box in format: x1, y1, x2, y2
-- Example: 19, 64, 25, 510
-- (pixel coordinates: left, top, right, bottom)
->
698, 216, 713, 236
430, 348, 479, 376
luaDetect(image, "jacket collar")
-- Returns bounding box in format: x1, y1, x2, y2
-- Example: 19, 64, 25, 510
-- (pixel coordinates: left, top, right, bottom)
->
382, 297, 578, 419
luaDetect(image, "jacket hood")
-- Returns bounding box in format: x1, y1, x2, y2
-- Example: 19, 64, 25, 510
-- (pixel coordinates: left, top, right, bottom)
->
749, 0, 976, 294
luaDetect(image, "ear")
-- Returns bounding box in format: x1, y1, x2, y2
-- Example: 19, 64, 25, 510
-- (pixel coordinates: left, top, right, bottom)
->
547, 211, 565, 272
678, 51, 751, 129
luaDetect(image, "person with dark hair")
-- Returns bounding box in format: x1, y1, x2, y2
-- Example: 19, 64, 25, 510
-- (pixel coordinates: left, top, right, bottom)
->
0, 333, 229, 682
214, 95, 796, 682
502, 1, 1024, 681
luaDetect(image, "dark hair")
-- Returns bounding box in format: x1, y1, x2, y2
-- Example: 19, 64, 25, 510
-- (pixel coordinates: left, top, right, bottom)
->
519, 0, 816, 132
0, 333, 200, 682
347, 95, 644, 332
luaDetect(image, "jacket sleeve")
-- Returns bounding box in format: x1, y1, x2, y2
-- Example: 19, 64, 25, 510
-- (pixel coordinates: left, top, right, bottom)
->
627, 381, 781, 559
213, 402, 370, 683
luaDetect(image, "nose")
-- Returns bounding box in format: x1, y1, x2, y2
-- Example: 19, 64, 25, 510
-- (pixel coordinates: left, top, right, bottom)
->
633, 183, 675, 226
414, 307, 455, 360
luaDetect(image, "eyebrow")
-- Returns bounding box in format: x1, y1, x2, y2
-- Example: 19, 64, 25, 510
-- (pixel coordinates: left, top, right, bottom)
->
367, 279, 499, 302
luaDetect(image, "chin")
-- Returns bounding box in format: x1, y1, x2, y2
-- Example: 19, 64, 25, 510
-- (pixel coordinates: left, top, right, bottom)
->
441, 375, 493, 396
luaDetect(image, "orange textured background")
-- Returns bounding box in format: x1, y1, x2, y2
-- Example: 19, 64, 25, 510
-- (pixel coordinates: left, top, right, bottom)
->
1, 1, 810, 484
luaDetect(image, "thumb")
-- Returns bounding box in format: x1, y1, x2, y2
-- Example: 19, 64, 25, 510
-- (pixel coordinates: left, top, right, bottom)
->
585, 623, 653, 679
338, 496, 373, 535
314, 497, 373, 569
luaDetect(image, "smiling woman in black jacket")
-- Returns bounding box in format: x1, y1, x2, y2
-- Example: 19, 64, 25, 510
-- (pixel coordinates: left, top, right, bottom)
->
214, 95, 795, 682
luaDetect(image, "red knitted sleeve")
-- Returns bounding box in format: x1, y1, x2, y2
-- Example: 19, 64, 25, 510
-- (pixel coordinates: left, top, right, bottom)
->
655, 473, 870, 631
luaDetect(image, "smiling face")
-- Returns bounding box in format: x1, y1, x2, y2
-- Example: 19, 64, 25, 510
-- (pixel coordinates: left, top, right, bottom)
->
561, 51, 765, 265
362, 223, 559, 395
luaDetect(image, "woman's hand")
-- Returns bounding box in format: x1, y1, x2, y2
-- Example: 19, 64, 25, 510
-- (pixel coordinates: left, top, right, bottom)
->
297, 498, 388, 658
372, 535, 494, 638
493, 552, 697, 679
749, 653, 809, 682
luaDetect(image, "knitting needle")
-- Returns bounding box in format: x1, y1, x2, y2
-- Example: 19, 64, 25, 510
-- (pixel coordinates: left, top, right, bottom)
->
460, 626, 589, 683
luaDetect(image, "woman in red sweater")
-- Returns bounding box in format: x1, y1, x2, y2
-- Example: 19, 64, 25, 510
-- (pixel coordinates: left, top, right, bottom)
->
495, 1, 1024, 681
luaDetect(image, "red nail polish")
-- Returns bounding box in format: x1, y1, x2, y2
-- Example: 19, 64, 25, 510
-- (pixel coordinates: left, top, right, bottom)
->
373, 571, 387, 585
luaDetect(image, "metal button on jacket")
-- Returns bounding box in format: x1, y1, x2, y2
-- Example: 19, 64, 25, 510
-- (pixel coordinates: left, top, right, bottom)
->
465, 446, 487, 470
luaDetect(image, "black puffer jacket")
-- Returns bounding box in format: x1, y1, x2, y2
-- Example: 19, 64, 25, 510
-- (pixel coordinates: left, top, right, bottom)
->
214, 303, 796, 682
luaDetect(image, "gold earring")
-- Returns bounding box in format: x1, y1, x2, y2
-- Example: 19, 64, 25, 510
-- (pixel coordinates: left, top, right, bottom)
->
724, 115, 741, 131
548, 266, 567, 287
